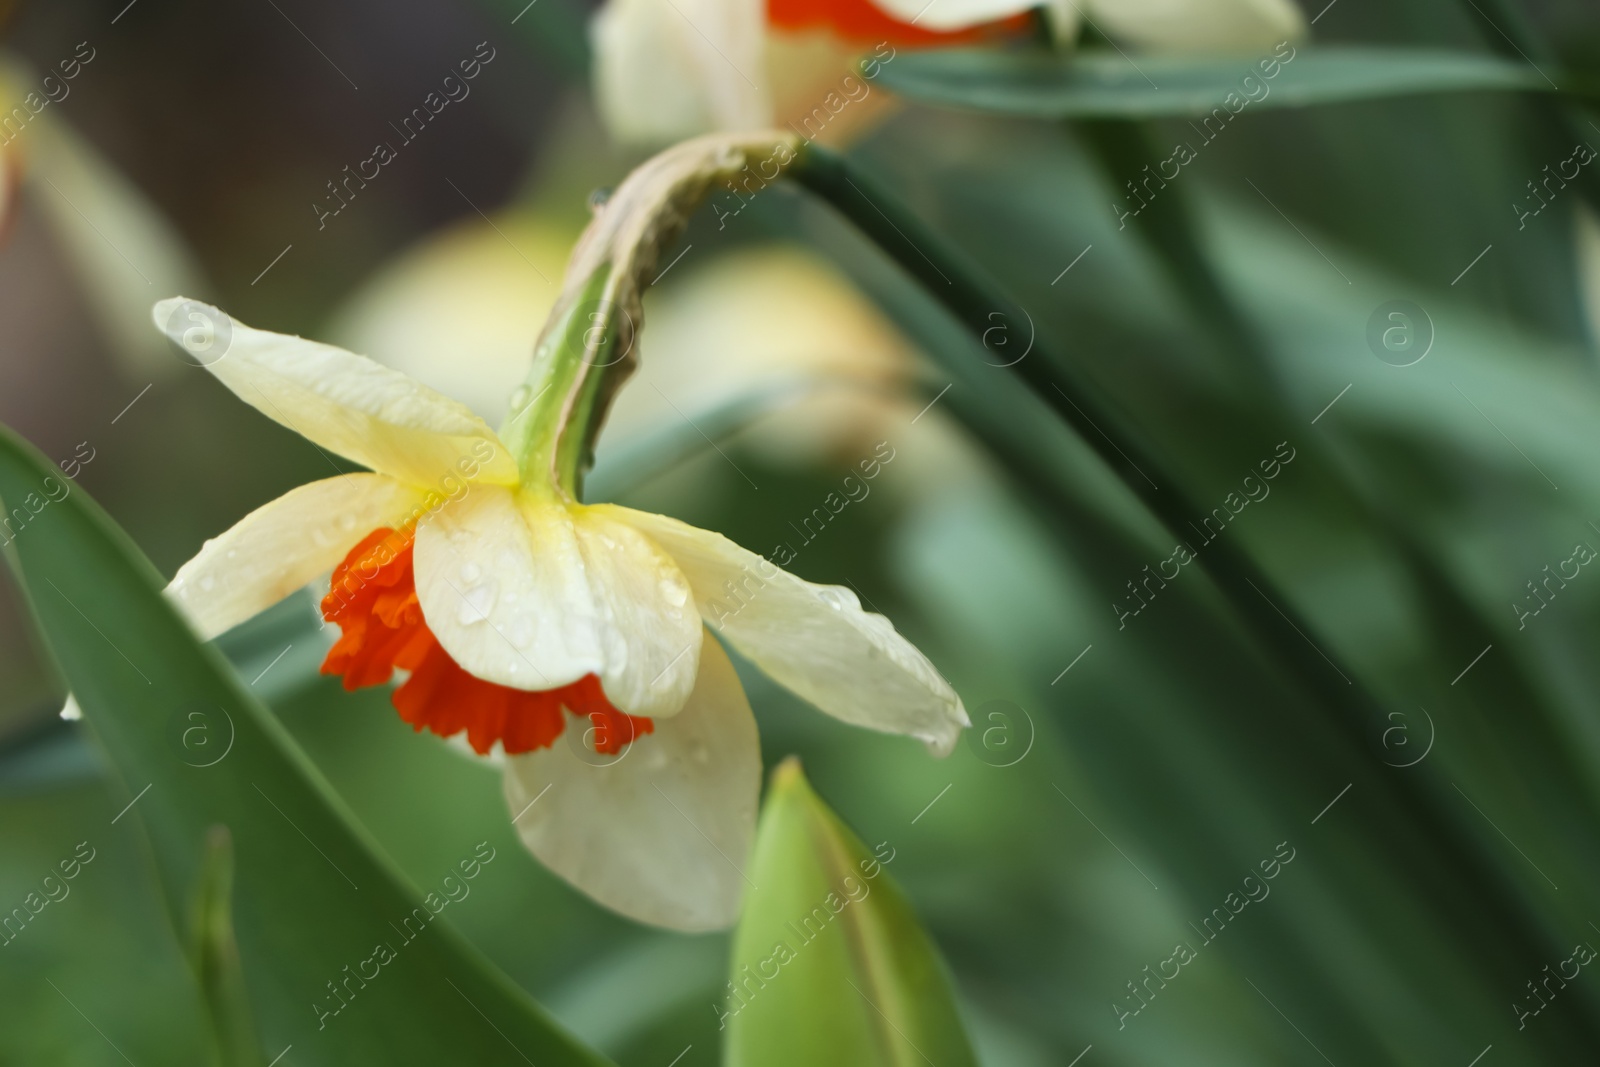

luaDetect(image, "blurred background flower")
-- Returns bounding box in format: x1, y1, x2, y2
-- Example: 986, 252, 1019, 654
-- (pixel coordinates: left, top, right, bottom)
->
6, 0, 1600, 1065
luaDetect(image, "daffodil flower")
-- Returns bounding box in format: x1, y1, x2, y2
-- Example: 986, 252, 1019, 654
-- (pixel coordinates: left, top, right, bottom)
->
150, 292, 964, 930
593, 0, 1306, 144
142, 141, 966, 941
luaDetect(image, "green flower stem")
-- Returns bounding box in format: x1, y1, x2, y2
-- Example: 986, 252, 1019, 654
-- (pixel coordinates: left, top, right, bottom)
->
788, 143, 1600, 1042
1076, 118, 1272, 375
1080, 117, 1600, 1020
790, 143, 1353, 705
1461, 0, 1600, 215
498, 269, 618, 499
1077, 115, 1596, 745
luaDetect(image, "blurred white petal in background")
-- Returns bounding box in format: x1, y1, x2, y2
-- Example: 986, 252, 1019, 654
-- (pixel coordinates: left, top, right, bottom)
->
329, 211, 575, 425
2, 57, 206, 380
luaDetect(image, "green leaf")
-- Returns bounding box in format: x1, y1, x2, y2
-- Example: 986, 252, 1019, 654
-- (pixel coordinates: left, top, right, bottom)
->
587, 376, 885, 502
0, 423, 610, 1067
876, 47, 1562, 119
725, 759, 978, 1067
192, 826, 263, 1067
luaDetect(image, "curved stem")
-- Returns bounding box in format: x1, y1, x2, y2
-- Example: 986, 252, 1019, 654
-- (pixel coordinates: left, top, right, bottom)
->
1077, 115, 1600, 812
788, 141, 1600, 1043
791, 143, 1353, 705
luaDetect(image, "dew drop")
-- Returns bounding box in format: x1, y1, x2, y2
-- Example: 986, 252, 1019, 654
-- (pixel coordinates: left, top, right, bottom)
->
460, 562, 482, 583
510, 385, 533, 411
199, 575, 216, 593
456, 579, 499, 625
658, 576, 689, 607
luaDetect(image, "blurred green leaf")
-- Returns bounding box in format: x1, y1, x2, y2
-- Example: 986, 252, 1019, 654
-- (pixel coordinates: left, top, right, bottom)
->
588, 376, 900, 502
725, 759, 978, 1067
878, 47, 1563, 118
0, 423, 610, 1067
192, 825, 262, 1067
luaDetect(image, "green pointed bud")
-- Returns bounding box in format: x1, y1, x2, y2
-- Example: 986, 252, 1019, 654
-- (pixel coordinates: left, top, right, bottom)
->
725, 758, 979, 1067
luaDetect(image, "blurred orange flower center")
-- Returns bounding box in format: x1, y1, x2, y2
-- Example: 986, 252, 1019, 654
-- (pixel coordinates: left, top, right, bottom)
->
765, 0, 1034, 45
320, 526, 654, 756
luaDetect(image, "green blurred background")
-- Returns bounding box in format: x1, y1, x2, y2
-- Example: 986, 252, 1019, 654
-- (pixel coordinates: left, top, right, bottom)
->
5, 0, 1600, 1063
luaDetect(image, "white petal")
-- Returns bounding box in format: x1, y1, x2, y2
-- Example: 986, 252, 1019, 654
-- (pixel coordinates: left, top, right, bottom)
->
591, 0, 771, 144
572, 507, 702, 718
165, 474, 426, 641
867, 0, 1035, 31
413, 486, 603, 694
1086, 0, 1305, 53
412, 489, 703, 717
600, 506, 968, 755
151, 297, 520, 489
503, 636, 760, 932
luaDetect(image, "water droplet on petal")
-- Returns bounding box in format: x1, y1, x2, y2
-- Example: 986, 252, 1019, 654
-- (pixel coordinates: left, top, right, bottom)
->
658, 576, 689, 607
510, 385, 533, 411
456, 579, 499, 625
199, 575, 216, 593
460, 562, 482, 583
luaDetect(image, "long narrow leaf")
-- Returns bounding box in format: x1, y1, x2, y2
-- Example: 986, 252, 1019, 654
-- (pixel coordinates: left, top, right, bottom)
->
0, 423, 611, 1067
877, 47, 1563, 118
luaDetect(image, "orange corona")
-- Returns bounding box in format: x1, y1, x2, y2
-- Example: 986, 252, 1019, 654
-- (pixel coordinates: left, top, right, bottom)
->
320, 526, 653, 756
765, 0, 1033, 45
